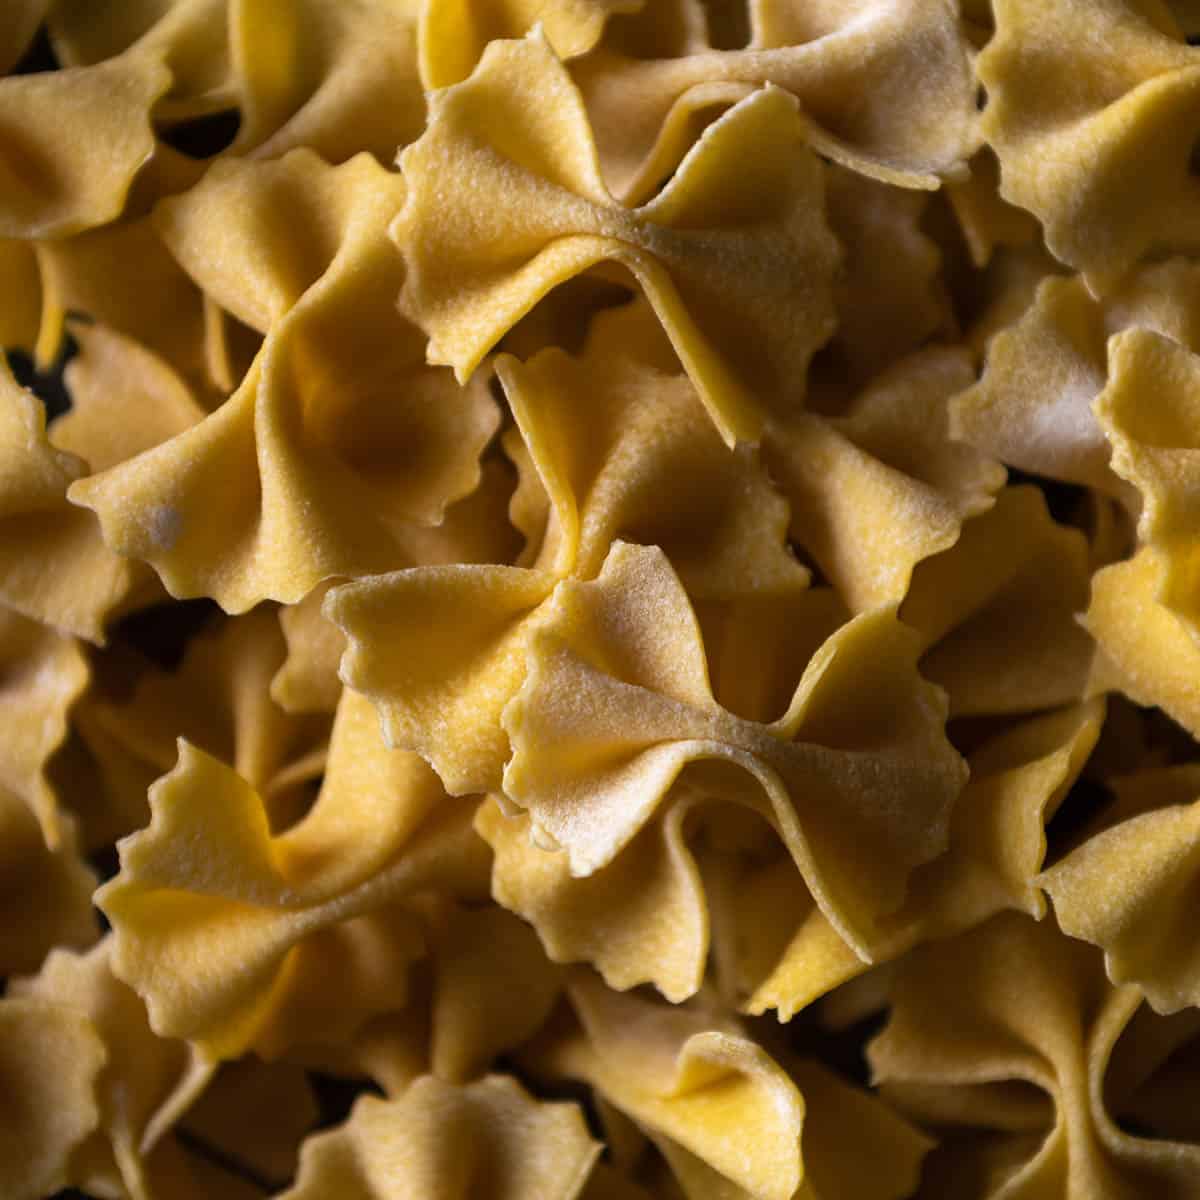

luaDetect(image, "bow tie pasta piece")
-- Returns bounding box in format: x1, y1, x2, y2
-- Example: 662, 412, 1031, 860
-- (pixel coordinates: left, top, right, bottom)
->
743, 699, 1104, 1020
419, 0, 642, 89
823, 166, 950, 386
393, 29, 840, 447
0, 605, 88, 847
501, 540, 966, 961
33, 217, 212, 379
526, 972, 805, 1200
1085, 546, 1200, 739
76, 607, 329, 845
0, 997, 107, 1200
572, 0, 979, 204
952, 262, 1200, 501
1040, 774, 1200, 1015
327, 328, 804, 795
47, 0, 426, 169
71, 150, 500, 611
0, 52, 169, 237
979, 0, 1200, 292
9, 939, 216, 1200
1, 325, 209, 644
98, 688, 488, 1061
279, 1074, 600, 1200
900, 485, 1095, 718
1095, 328, 1200, 636
0, 784, 96, 978
765, 347, 1005, 614
869, 912, 1200, 1200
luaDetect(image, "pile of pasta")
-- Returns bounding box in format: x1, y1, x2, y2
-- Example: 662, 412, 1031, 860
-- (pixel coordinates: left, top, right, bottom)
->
7, 0, 1200, 1197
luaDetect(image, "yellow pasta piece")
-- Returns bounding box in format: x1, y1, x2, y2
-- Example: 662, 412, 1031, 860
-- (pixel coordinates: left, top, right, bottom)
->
0, 52, 169, 237
527, 972, 805, 1200
745, 700, 1103, 1018
419, 0, 641, 89
0, 603, 89, 846
10, 939, 215, 1200
77, 607, 328, 844
574, 0, 980, 202
952, 263, 1200, 500
98, 689, 486, 1060
870, 911, 1200, 1199
823, 166, 949, 385
901, 486, 1095, 717
501, 540, 965, 962
34, 217, 211, 375
328, 310, 805, 795
1041, 779, 1200, 1014
1086, 545, 1200, 738
0, 997, 107, 1200
0, 784, 97, 977
765, 348, 1005, 614
979, 0, 1200, 291
1096, 328, 1200, 638
48, 0, 427, 165
72, 150, 499, 611
279, 1073, 600, 1200
392, 29, 839, 446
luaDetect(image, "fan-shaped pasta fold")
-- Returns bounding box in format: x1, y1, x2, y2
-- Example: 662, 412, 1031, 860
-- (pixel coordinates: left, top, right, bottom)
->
278, 1073, 600, 1200
501, 539, 966, 962
870, 912, 1200, 1199
71, 150, 499, 611
98, 689, 487, 1059
979, 0, 1200, 290
392, 29, 839, 446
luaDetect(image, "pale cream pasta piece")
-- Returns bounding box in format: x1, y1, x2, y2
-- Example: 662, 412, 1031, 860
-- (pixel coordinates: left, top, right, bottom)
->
499, 540, 966, 961
392, 28, 840, 446
951, 261, 1200, 502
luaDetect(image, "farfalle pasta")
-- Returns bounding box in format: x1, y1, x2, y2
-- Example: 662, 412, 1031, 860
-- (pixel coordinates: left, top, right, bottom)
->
10, 2, 1200, 1197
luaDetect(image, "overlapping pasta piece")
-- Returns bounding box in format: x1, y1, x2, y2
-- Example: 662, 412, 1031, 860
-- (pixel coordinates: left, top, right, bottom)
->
328, 301, 807, 796
870, 912, 1200, 1199
0, 995, 107, 1200
9, 938, 321, 1198
419, 0, 641, 89
499, 540, 966, 964
279, 1074, 600, 1200
72, 150, 500, 611
392, 29, 840, 446
522, 972, 930, 1200
951, 261, 1200, 502
0, 324, 208, 643
979, 0, 1200, 290
765, 347, 1005, 614
1041, 761, 1200, 1015
98, 688, 486, 1061
571, 0, 980, 202
72, 606, 328, 846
